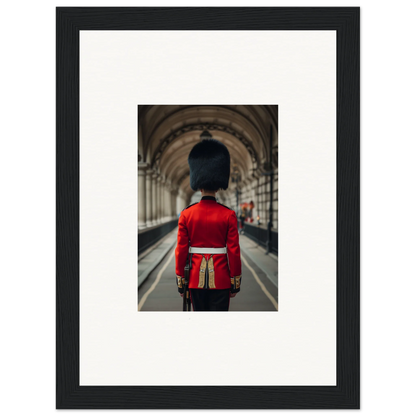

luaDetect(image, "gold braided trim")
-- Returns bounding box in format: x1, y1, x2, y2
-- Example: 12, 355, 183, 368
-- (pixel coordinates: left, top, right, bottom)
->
177, 276, 183, 288
208, 255, 216, 289
198, 256, 207, 288
235, 275, 241, 289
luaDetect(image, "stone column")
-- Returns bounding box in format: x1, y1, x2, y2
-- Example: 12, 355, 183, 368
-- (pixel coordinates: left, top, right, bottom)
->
137, 162, 148, 230
178, 189, 186, 212
273, 167, 278, 229
156, 176, 162, 224
163, 179, 170, 221
171, 187, 178, 219
262, 176, 266, 224
251, 179, 257, 221
160, 176, 166, 222
240, 180, 246, 203
161, 177, 165, 222
257, 176, 262, 224
165, 180, 172, 221
151, 172, 158, 226
164, 179, 170, 222
145, 167, 153, 227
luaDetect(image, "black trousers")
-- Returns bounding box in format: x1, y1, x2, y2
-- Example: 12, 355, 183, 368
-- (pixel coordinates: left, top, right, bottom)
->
190, 289, 230, 311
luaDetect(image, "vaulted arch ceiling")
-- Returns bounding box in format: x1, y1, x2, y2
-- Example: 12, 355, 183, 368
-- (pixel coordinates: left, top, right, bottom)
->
138, 105, 278, 199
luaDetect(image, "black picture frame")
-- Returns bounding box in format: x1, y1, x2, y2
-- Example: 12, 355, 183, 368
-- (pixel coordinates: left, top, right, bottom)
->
56, 7, 359, 409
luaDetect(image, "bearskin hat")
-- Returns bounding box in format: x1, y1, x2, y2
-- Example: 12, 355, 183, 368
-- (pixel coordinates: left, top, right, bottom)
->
188, 138, 230, 191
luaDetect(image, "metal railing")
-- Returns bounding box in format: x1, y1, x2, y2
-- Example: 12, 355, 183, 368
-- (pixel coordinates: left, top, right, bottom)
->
242, 222, 278, 256
138, 219, 178, 255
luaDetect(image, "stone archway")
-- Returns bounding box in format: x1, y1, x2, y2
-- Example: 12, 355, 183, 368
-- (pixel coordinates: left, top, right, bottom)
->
138, 105, 278, 230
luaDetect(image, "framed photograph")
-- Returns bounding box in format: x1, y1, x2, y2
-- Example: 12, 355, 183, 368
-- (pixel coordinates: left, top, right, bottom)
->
137, 104, 280, 313
57, 7, 359, 409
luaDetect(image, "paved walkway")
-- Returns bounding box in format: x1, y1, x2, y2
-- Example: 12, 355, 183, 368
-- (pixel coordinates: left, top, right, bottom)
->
238, 232, 279, 289
138, 228, 178, 288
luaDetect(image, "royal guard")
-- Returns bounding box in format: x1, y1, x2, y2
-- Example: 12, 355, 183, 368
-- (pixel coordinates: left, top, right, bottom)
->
175, 138, 242, 311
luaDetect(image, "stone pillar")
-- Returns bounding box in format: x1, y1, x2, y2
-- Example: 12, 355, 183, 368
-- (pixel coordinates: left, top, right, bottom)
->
242, 179, 249, 203
251, 179, 257, 221
257, 176, 262, 224
164, 178, 170, 222
171, 187, 178, 219
273, 167, 278, 229
166, 181, 174, 221
157, 176, 162, 224
160, 176, 166, 222
178, 189, 186, 212
161, 177, 166, 222
176, 189, 181, 216
146, 167, 153, 227
264, 175, 267, 224
138, 162, 148, 230
165, 180, 173, 220
151, 172, 158, 226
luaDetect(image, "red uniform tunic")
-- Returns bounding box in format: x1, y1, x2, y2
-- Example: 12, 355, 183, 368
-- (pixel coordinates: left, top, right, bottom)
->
175, 196, 242, 290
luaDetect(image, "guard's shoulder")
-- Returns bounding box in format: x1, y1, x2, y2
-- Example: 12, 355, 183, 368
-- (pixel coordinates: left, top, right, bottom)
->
217, 202, 232, 210
181, 202, 198, 212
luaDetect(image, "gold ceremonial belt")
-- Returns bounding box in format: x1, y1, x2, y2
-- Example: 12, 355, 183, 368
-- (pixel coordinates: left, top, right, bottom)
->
189, 247, 227, 254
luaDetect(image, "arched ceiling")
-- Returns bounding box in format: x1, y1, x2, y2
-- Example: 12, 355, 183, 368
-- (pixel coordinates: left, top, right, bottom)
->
138, 105, 278, 199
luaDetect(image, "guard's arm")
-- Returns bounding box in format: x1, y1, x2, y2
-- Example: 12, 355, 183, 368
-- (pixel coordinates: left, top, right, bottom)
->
226, 210, 242, 293
175, 212, 189, 293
